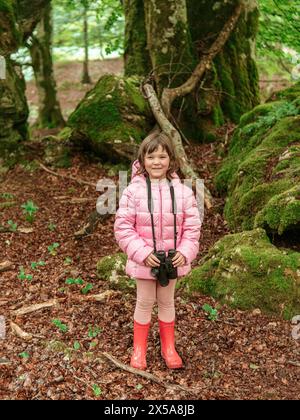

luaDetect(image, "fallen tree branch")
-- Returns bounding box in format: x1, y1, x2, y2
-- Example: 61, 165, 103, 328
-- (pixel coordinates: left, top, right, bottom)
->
54, 196, 95, 204
13, 299, 59, 317
0, 358, 11, 365
10, 322, 33, 341
0, 227, 34, 234
86, 290, 121, 302
0, 261, 14, 273
100, 351, 200, 396
287, 360, 300, 368
74, 210, 111, 238
37, 161, 96, 188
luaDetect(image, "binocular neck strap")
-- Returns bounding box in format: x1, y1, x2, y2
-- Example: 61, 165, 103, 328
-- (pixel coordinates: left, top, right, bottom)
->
146, 176, 177, 251
146, 176, 157, 253
169, 183, 177, 250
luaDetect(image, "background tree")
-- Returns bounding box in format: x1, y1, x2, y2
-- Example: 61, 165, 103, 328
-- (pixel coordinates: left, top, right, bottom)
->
124, 0, 260, 142
0, 0, 51, 170
28, 2, 65, 128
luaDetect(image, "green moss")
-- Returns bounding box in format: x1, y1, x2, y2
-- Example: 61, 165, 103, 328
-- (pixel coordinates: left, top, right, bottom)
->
254, 185, 300, 235
184, 228, 300, 319
215, 82, 300, 234
96, 253, 135, 291
67, 75, 153, 160
195, 0, 261, 124
0, 0, 20, 54
124, 0, 152, 77
271, 81, 300, 102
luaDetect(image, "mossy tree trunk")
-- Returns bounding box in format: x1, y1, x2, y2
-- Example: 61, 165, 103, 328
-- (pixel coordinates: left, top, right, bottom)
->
29, 3, 65, 128
0, 0, 51, 56
144, 0, 197, 96
123, 0, 152, 77
0, 0, 51, 171
124, 0, 260, 141
187, 0, 260, 127
81, 4, 92, 85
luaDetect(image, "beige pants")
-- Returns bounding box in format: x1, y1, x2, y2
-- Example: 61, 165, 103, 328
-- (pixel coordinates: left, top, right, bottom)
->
134, 278, 177, 324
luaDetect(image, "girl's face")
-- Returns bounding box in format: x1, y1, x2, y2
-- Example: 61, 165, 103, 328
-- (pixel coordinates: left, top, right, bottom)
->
144, 145, 170, 180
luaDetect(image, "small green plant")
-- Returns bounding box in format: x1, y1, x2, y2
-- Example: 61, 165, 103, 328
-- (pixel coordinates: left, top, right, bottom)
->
18, 267, 33, 282
92, 384, 102, 397
88, 325, 102, 339
81, 283, 93, 295
202, 304, 219, 321
21, 200, 39, 223
0, 193, 15, 200
67, 187, 76, 194
136, 384, 143, 391
7, 220, 18, 232
48, 222, 57, 232
65, 277, 84, 286
64, 257, 73, 265
19, 352, 30, 359
31, 261, 46, 270
73, 341, 81, 351
52, 319, 68, 333
89, 341, 98, 350
48, 242, 60, 256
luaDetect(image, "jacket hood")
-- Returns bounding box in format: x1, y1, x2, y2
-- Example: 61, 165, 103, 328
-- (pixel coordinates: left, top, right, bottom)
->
130, 159, 181, 185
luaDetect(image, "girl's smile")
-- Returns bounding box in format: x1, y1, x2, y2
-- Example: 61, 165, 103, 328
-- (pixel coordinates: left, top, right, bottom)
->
144, 145, 170, 180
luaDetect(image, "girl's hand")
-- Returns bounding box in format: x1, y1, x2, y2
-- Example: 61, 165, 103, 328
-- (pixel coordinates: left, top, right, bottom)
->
172, 251, 186, 268
144, 253, 161, 267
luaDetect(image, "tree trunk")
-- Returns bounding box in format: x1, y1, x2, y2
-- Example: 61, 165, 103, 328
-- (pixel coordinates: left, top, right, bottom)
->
81, 5, 92, 85
124, 0, 152, 77
125, 0, 260, 141
29, 3, 65, 128
144, 0, 197, 96
0, 0, 51, 172
187, 0, 260, 126
0, 0, 51, 56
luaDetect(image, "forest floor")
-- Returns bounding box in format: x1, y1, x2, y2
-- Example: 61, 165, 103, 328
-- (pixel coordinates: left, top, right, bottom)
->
0, 142, 299, 400
0, 59, 299, 400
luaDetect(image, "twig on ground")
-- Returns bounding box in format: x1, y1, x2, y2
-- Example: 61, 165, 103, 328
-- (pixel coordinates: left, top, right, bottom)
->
0, 261, 14, 272
13, 299, 60, 317
10, 322, 33, 341
37, 161, 96, 188
100, 351, 201, 396
287, 360, 300, 368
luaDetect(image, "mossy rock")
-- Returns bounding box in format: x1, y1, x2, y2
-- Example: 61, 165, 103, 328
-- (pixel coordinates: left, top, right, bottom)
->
42, 135, 72, 168
183, 228, 300, 319
102, 162, 129, 177
96, 253, 135, 291
254, 184, 300, 235
215, 81, 300, 235
66, 74, 154, 163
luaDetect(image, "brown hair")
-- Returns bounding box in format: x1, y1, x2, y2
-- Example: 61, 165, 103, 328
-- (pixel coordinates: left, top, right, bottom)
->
135, 131, 180, 181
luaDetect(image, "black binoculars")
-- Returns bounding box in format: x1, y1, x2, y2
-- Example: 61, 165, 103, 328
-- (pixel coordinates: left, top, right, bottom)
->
151, 249, 178, 287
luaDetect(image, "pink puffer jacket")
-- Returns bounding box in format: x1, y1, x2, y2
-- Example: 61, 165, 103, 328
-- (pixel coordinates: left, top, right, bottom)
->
114, 160, 202, 279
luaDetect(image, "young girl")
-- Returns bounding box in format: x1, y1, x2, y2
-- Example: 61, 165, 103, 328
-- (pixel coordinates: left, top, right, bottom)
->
114, 131, 201, 370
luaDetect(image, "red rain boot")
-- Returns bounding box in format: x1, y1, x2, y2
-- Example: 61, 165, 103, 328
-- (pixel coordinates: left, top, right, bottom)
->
130, 320, 151, 370
159, 319, 183, 369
